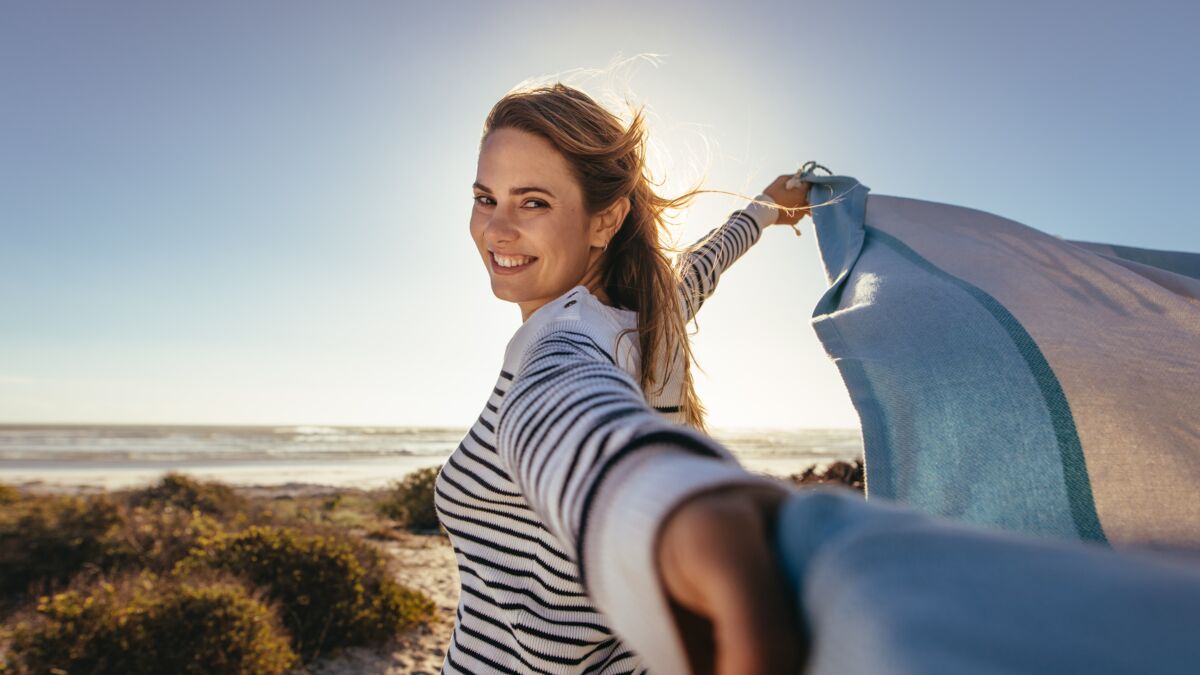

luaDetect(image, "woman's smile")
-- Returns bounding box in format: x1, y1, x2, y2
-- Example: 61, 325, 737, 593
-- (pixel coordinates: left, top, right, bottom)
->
491, 250, 539, 275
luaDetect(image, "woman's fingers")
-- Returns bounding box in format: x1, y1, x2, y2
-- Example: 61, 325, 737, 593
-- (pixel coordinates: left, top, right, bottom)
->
706, 491, 804, 674
762, 174, 811, 227
667, 594, 716, 674
710, 526, 804, 674
657, 486, 805, 674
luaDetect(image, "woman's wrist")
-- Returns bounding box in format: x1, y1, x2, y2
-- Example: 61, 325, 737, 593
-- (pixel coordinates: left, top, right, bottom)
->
745, 192, 780, 230
655, 482, 804, 674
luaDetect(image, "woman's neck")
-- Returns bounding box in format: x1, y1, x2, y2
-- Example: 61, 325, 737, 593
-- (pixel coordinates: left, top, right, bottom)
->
579, 258, 611, 305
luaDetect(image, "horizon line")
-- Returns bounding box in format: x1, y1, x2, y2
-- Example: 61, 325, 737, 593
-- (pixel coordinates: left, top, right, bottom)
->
0, 420, 861, 432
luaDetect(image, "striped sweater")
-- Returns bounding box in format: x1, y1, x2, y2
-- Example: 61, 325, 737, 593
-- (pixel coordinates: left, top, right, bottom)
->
433, 195, 795, 674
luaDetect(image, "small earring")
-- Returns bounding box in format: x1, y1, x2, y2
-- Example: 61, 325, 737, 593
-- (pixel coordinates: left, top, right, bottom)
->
602, 241, 609, 252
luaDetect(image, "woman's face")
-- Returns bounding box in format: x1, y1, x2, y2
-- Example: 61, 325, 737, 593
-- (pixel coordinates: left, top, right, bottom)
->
471, 127, 606, 321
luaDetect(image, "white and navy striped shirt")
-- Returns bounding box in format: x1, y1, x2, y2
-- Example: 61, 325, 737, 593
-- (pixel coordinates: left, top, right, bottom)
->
433, 196, 793, 674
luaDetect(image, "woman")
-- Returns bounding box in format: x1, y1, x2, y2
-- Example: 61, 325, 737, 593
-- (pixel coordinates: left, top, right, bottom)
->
433, 82, 811, 675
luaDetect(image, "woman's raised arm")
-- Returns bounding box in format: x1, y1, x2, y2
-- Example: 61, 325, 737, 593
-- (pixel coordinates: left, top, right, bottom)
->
677, 176, 809, 322
677, 196, 777, 323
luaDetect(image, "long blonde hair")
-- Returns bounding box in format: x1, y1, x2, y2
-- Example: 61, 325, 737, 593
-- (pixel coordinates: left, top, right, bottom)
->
480, 82, 781, 435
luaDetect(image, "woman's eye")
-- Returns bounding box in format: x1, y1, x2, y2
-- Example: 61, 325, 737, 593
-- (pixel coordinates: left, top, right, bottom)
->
472, 196, 547, 209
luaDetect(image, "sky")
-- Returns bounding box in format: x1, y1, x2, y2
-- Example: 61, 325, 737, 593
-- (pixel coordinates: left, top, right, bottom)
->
1, 0, 1197, 429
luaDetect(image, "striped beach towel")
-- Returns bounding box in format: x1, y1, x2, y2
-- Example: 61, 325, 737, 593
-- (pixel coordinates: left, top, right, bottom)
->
800, 168, 1200, 547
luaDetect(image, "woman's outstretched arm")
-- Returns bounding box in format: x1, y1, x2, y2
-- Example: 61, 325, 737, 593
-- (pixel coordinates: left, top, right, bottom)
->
677, 196, 776, 323
676, 175, 809, 322
494, 312, 801, 674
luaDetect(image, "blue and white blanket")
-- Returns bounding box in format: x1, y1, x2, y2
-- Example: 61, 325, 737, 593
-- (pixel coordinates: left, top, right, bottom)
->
800, 168, 1200, 547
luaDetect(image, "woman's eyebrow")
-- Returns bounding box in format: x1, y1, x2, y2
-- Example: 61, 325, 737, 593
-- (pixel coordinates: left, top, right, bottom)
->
472, 181, 556, 198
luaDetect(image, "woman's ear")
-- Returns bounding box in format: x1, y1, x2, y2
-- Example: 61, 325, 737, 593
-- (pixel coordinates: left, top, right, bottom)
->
592, 196, 631, 245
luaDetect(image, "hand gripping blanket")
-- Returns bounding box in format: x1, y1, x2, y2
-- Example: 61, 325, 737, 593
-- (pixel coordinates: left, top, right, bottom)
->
797, 167, 1200, 547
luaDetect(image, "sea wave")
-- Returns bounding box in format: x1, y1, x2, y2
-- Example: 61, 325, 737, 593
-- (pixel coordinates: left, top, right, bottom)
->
0, 424, 862, 465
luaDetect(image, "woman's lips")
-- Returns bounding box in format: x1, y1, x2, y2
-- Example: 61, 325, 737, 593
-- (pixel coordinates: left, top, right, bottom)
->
491, 251, 538, 275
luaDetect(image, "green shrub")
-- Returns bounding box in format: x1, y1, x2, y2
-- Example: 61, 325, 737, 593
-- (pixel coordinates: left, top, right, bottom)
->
2, 569, 297, 674
174, 525, 435, 661
0, 492, 231, 609
321, 493, 344, 512
376, 466, 441, 531
126, 472, 249, 520
0, 484, 18, 505
115, 504, 226, 574
0, 494, 124, 600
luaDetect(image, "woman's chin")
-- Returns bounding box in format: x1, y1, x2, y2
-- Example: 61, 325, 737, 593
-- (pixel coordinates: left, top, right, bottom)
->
490, 280, 528, 302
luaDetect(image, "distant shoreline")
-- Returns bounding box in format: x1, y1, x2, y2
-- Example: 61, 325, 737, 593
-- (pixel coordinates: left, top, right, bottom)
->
0, 424, 863, 493
0, 455, 847, 494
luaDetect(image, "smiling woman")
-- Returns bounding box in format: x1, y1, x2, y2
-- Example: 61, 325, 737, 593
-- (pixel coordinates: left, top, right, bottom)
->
466, 89, 807, 434
434, 81, 812, 674
470, 127, 629, 322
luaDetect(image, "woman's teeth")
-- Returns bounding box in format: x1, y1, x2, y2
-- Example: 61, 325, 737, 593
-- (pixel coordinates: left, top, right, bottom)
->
495, 253, 536, 267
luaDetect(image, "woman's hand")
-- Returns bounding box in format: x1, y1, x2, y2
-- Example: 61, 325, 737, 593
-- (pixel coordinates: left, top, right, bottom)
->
762, 174, 811, 227
656, 483, 806, 675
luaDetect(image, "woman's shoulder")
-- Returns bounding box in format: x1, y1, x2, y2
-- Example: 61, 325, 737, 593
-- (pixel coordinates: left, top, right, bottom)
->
502, 285, 639, 375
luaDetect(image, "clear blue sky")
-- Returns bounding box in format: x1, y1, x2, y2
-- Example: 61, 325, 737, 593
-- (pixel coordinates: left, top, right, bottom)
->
2, 0, 1197, 428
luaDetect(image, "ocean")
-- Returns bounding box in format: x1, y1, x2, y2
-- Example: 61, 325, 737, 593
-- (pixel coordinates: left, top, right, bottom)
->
0, 424, 863, 491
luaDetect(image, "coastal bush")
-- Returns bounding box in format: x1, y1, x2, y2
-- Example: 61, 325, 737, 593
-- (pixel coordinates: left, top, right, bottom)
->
259, 490, 380, 531
0, 483, 18, 505
377, 466, 441, 532
787, 458, 865, 492
174, 524, 436, 661
126, 472, 250, 520
0, 494, 124, 600
0, 492, 232, 609
2, 569, 298, 674
116, 503, 226, 573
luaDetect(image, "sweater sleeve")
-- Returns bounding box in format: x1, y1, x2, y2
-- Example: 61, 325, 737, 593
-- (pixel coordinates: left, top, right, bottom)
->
677, 193, 779, 322
494, 315, 792, 675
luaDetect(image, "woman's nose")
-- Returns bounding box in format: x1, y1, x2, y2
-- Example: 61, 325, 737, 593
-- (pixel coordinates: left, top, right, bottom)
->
485, 211, 519, 242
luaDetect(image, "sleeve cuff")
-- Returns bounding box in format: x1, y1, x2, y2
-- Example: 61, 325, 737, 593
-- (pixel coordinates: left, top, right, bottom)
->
742, 192, 780, 231
582, 441, 794, 675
